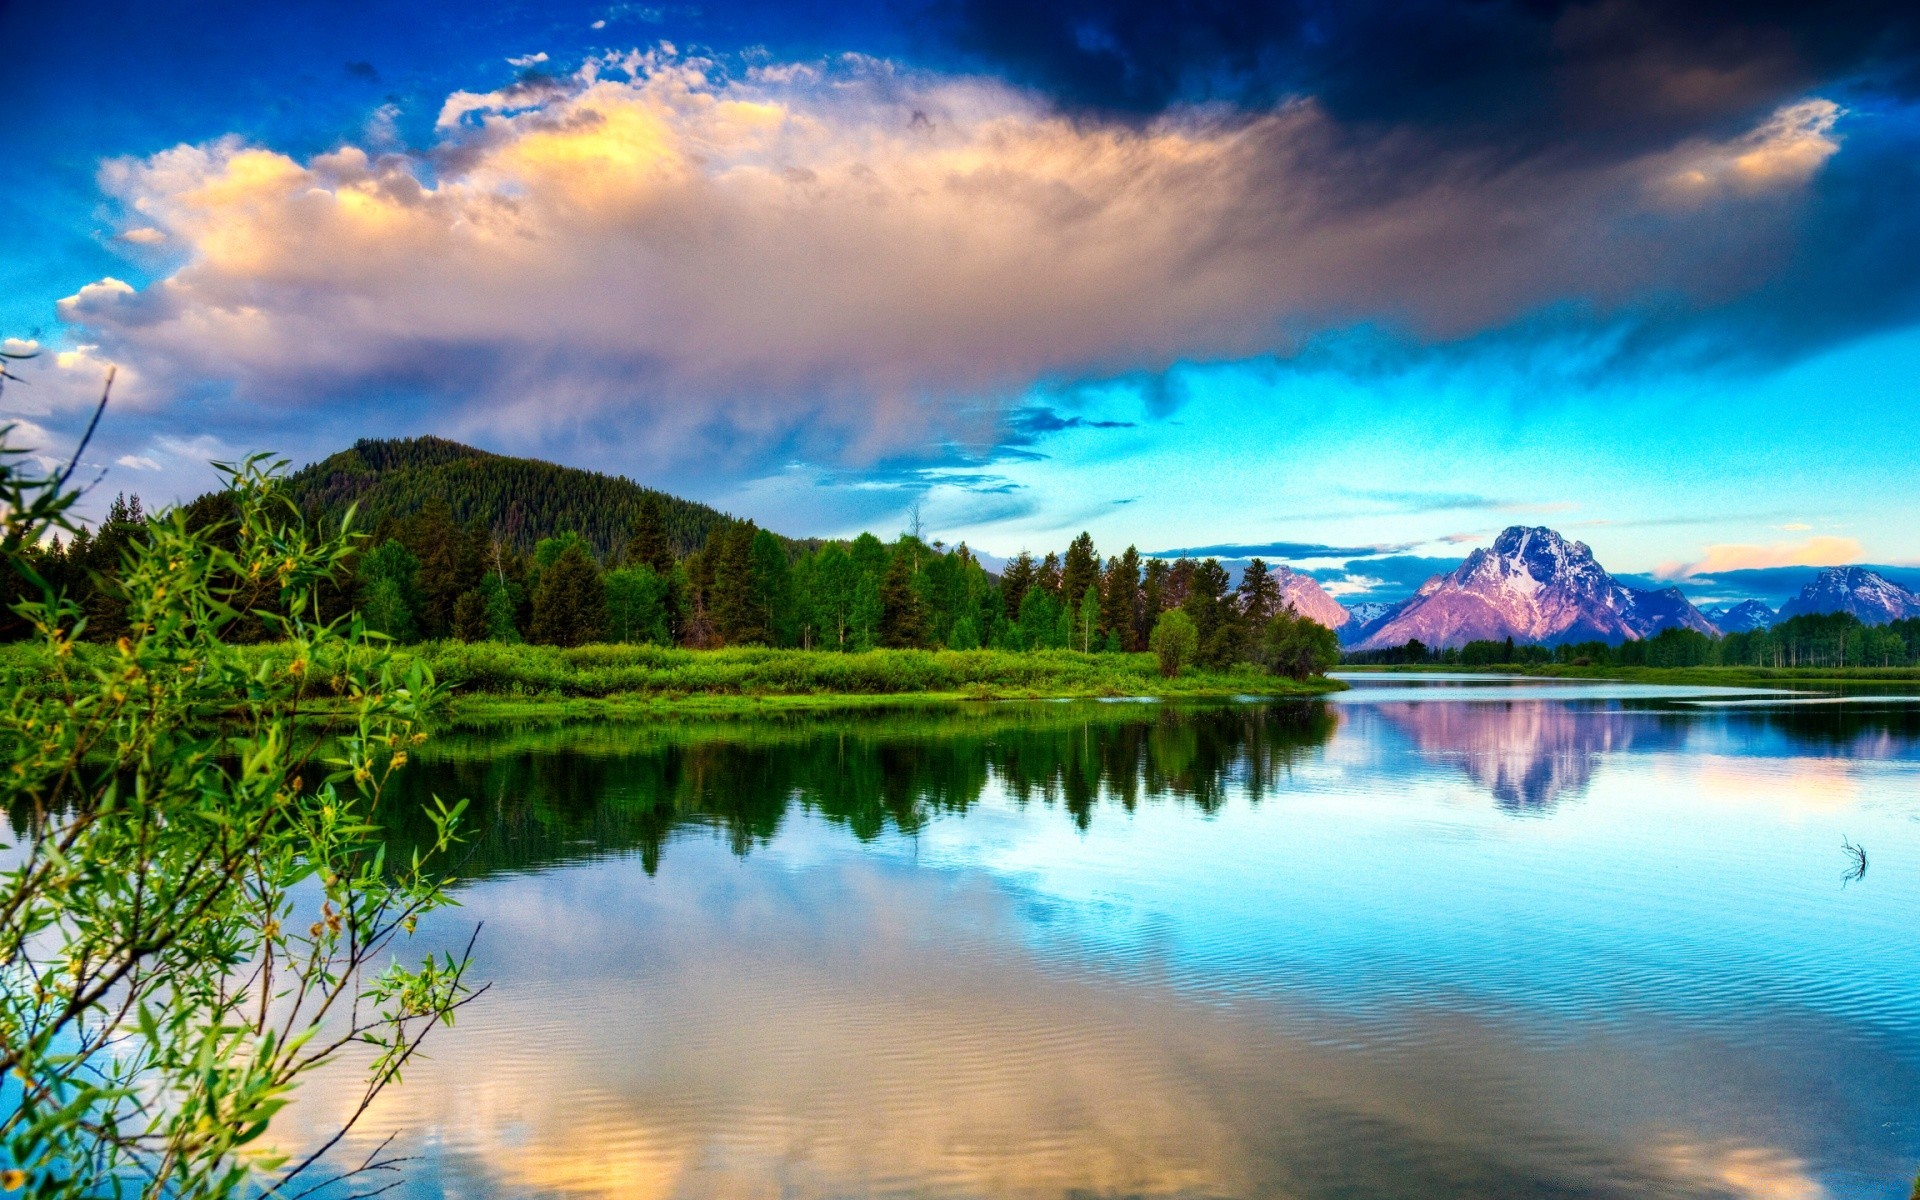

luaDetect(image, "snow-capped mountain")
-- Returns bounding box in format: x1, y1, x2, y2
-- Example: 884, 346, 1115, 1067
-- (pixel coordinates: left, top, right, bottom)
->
1703, 599, 1777, 632
1777, 567, 1920, 625
1340, 599, 1406, 646
1356, 527, 1719, 651
1271, 565, 1351, 631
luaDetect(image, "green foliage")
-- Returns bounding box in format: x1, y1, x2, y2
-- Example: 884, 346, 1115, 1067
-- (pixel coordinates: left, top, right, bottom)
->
0, 445, 474, 1199
1150, 610, 1199, 678
604, 565, 672, 645
529, 542, 607, 647
1263, 605, 1340, 679
282, 436, 753, 560
878, 550, 929, 649
357, 538, 422, 641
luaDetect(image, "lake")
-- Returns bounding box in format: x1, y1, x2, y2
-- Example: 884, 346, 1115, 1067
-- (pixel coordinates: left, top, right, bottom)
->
290, 675, 1920, 1199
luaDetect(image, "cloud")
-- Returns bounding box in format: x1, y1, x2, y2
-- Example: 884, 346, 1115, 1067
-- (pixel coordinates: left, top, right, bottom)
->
1147, 540, 1406, 560
1658, 536, 1864, 578
51, 49, 1864, 486
508, 52, 551, 67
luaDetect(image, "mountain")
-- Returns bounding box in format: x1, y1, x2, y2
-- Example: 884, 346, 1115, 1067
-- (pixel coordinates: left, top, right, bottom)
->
284, 437, 769, 560
1703, 599, 1777, 632
1776, 566, 1920, 625
1272, 566, 1351, 631
1356, 526, 1719, 651
1340, 599, 1407, 646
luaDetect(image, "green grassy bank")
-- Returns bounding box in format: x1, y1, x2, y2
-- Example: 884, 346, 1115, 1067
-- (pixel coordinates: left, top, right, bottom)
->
1336, 662, 1920, 688
0, 641, 1342, 715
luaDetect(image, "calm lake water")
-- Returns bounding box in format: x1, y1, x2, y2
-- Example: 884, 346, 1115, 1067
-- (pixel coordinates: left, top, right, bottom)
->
291, 675, 1920, 1199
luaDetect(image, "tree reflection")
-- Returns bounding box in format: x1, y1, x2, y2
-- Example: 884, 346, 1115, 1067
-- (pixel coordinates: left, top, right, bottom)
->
377, 702, 1337, 878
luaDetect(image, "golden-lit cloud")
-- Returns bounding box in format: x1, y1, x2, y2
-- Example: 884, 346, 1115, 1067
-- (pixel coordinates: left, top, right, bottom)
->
1658, 535, 1864, 577
46, 52, 1849, 474
1656, 99, 1843, 203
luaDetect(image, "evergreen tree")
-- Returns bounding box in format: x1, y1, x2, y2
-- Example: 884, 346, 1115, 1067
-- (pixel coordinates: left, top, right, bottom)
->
749, 528, 796, 646
1183, 558, 1240, 668
1139, 557, 1169, 648
1036, 552, 1063, 597
878, 550, 928, 648
1001, 552, 1036, 622
529, 542, 607, 647
451, 589, 490, 641
1237, 558, 1280, 626
403, 498, 475, 640
626, 491, 676, 575
1061, 532, 1099, 609
1100, 548, 1141, 650
709, 522, 760, 645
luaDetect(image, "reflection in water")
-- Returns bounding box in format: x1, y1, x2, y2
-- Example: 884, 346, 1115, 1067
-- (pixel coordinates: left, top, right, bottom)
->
380, 702, 1336, 877
274, 692, 1920, 1200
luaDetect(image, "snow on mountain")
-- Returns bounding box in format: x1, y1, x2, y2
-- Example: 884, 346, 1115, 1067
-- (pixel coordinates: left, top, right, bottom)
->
1340, 599, 1406, 646
1703, 599, 1777, 632
1356, 526, 1720, 651
1777, 567, 1920, 625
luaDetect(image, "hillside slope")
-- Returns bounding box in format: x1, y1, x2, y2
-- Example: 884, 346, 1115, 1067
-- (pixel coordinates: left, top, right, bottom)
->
283, 437, 775, 558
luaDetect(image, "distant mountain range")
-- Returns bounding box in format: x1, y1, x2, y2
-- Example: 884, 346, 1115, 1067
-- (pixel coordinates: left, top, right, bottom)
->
1702, 599, 1777, 632
1776, 566, 1920, 625
1353, 527, 1717, 650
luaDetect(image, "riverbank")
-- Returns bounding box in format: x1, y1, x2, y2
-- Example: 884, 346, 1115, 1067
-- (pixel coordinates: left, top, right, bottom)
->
1336, 662, 1920, 688
0, 642, 1342, 715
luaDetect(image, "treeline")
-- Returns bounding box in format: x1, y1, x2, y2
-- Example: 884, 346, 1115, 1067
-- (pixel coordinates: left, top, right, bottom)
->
1346, 611, 1920, 669
12, 491, 1342, 679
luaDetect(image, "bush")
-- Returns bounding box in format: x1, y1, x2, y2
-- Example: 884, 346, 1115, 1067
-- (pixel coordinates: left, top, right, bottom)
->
1149, 610, 1198, 678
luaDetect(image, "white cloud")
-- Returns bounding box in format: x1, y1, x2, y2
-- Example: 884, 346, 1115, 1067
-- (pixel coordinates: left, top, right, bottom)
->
116, 454, 163, 470
507, 51, 551, 67
53, 53, 1848, 485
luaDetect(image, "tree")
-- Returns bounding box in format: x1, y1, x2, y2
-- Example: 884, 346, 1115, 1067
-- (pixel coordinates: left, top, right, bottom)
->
1237, 558, 1280, 628
1263, 605, 1339, 679
0, 445, 474, 1200
604, 564, 673, 644
1036, 551, 1062, 597
626, 491, 675, 575
878, 549, 928, 648
1139, 557, 1169, 648
1183, 558, 1239, 668
358, 537, 422, 641
1061, 532, 1099, 609
1101, 549, 1141, 651
530, 541, 607, 646
1150, 609, 1199, 678
1001, 551, 1036, 622
1077, 584, 1101, 652
750, 528, 796, 646
708, 522, 760, 645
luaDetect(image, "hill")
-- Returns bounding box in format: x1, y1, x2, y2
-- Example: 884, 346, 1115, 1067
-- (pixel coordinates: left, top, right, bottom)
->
283, 437, 781, 559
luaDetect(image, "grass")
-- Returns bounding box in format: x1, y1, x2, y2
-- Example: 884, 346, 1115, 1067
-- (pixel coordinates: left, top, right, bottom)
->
1336, 662, 1920, 688
0, 641, 1343, 715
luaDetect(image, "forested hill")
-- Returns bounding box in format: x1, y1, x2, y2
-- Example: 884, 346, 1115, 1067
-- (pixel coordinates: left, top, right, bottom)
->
283, 437, 782, 558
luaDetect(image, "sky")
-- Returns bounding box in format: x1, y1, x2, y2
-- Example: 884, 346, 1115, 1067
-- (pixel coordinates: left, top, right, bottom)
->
4, 0, 1920, 604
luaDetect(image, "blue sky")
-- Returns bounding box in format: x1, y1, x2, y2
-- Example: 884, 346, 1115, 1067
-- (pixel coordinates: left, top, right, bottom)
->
4, 0, 1919, 602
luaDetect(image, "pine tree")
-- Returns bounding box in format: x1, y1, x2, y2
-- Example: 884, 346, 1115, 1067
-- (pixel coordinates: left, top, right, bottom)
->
1000, 552, 1036, 621
878, 550, 928, 648
1100, 548, 1141, 651
1061, 532, 1099, 609
529, 542, 606, 647
627, 492, 675, 575
709, 522, 760, 645
1037, 552, 1063, 597
1237, 558, 1279, 627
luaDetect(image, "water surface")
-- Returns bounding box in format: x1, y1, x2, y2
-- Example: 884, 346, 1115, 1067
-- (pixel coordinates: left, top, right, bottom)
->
291, 678, 1920, 1199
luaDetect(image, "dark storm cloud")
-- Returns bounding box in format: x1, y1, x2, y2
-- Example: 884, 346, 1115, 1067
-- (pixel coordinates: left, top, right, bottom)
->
928, 0, 1920, 132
